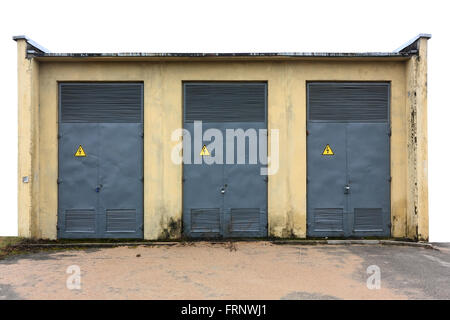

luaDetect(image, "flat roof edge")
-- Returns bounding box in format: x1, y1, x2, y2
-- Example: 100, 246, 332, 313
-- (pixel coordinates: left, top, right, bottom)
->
35, 52, 410, 59
14, 34, 429, 58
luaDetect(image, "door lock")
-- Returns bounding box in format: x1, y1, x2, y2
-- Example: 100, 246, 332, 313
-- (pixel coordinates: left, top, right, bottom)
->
95, 184, 103, 193
220, 184, 227, 194
344, 184, 350, 194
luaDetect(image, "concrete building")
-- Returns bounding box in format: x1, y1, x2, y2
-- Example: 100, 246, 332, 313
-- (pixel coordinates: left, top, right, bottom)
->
13, 34, 430, 241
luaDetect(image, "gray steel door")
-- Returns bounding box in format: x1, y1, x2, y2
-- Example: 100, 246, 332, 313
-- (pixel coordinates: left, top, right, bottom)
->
307, 83, 391, 238
183, 83, 268, 238
58, 83, 143, 239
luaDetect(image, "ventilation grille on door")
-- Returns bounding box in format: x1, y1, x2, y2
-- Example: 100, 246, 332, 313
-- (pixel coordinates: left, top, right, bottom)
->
106, 209, 137, 233
184, 83, 266, 122
314, 208, 344, 232
65, 209, 95, 233
354, 208, 383, 231
191, 208, 220, 233
60, 83, 142, 123
308, 83, 389, 122
230, 208, 260, 232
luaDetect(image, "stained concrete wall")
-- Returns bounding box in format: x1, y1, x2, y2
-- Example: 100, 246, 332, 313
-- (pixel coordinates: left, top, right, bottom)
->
16, 39, 39, 238
406, 38, 429, 241
15, 39, 429, 241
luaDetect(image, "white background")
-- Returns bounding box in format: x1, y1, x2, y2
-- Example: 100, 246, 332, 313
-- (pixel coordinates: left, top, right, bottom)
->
0, 0, 448, 241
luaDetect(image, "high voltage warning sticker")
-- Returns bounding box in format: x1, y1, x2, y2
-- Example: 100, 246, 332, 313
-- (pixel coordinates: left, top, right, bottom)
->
322, 144, 334, 156
74, 145, 86, 157
200, 145, 210, 156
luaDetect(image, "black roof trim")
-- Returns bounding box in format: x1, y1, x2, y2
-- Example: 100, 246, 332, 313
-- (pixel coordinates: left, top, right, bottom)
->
35, 52, 411, 58
13, 34, 431, 59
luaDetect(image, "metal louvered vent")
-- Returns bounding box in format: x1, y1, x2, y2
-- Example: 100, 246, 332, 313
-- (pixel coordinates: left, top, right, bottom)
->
314, 208, 344, 232
231, 208, 260, 232
65, 209, 95, 233
106, 209, 137, 233
308, 83, 389, 122
354, 208, 383, 231
184, 83, 266, 122
191, 208, 220, 233
60, 83, 143, 123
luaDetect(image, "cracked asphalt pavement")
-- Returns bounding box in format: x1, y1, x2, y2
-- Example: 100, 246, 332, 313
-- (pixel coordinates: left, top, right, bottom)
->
1, 242, 449, 300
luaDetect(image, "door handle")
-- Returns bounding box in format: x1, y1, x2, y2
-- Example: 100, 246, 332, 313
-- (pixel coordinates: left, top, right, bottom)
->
95, 184, 103, 193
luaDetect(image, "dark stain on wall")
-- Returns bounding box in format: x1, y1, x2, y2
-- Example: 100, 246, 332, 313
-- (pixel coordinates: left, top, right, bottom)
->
159, 216, 182, 240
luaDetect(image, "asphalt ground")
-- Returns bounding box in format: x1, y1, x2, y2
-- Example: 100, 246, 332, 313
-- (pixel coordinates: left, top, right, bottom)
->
1, 242, 449, 299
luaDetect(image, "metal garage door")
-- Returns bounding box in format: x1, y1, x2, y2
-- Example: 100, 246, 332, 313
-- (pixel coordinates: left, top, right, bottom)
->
58, 83, 144, 238
183, 82, 268, 238
307, 82, 391, 237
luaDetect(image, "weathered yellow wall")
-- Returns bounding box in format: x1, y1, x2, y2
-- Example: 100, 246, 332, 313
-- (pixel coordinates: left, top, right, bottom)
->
16, 40, 40, 238
32, 59, 407, 240
416, 39, 429, 241
406, 38, 429, 241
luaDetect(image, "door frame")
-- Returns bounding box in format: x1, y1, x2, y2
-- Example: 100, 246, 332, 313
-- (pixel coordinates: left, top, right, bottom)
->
57, 82, 144, 239
305, 81, 391, 238
181, 81, 269, 238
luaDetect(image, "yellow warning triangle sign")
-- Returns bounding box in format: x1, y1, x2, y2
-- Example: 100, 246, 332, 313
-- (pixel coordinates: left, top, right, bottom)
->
200, 145, 210, 156
74, 145, 86, 157
322, 144, 334, 155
